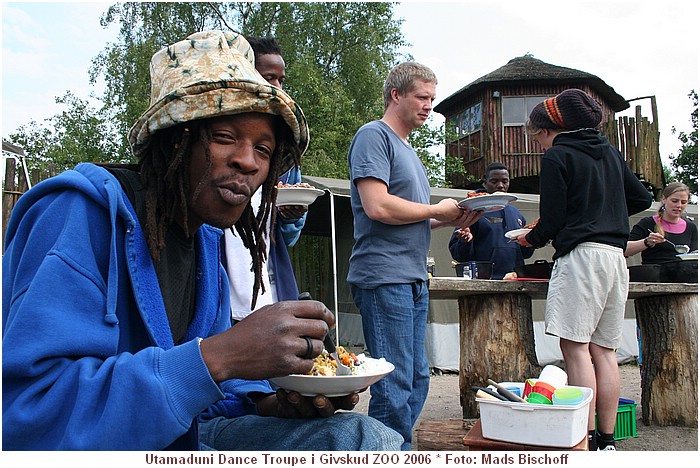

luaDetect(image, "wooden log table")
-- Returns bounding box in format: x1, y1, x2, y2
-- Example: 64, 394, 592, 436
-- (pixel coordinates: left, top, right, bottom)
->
428, 277, 698, 424
635, 294, 698, 426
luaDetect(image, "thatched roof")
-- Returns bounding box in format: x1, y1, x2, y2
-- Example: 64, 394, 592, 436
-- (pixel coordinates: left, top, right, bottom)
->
434, 55, 629, 115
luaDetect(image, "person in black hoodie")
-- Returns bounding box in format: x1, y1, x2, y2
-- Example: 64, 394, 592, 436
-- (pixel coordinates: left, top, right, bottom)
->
515, 89, 652, 451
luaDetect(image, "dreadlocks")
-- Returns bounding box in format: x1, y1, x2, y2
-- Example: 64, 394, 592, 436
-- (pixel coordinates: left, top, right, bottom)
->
137, 122, 196, 262
135, 116, 300, 309
232, 116, 299, 309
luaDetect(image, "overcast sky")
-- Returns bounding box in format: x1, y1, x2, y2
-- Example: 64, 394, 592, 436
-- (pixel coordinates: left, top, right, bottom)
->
2, 1, 698, 167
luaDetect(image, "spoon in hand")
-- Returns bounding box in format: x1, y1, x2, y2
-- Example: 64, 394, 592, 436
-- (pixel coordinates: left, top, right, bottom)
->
648, 229, 690, 254
298, 292, 352, 375
671, 242, 691, 254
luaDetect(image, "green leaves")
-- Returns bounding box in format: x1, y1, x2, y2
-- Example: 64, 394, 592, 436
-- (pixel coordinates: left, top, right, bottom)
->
9, 2, 457, 188
669, 90, 698, 198
9, 92, 124, 174
241, 2, 401, 178
90, 2, 405, 178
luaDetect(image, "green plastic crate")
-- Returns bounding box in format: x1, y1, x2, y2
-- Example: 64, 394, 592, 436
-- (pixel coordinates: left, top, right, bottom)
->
595, 398, 638, 441
613, 401, 638, 440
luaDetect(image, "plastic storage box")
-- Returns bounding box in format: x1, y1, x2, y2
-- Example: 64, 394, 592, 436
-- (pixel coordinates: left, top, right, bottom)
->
596, 398, 638, 440
477, 382, 593, 448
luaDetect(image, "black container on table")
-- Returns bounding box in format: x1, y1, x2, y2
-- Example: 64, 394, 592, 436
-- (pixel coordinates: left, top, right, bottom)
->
455, 262, 469, 278
628, 260, 697, 283
514, 259, 553, 279
455, 261, 494, 279
473, 261, 494, 279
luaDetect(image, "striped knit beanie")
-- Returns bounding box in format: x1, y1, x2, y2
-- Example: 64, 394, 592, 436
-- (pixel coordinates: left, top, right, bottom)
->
528, 89, 603, 131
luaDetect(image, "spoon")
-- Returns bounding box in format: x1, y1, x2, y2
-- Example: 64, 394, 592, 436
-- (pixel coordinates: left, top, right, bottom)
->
298, 292, 352, 375
672, 243, 691, 255
647, 229, 690, 254
323, 334, 353, 376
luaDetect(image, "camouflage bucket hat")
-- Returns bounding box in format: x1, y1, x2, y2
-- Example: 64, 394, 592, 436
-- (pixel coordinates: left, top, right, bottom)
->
128, 30, 309, 173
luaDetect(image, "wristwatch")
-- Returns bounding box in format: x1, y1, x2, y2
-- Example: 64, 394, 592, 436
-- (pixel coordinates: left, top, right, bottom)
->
644, 238, 653, 248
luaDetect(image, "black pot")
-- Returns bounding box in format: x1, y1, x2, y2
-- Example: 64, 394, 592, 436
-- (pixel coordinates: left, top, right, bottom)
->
514, 260, 553, 279
628, 260, 697, 283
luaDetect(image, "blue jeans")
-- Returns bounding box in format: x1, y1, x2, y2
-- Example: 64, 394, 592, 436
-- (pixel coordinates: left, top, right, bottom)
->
198, 413, 402, 451
350, 282, 431, 451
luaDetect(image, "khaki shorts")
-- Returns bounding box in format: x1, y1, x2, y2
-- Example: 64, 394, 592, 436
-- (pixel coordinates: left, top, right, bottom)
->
545, 242, 628, 349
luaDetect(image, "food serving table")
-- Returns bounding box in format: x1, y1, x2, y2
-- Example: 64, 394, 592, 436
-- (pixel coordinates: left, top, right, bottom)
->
428, 277, 698, 426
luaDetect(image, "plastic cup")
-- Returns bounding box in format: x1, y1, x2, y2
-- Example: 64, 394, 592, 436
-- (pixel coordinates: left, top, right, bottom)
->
505, 386, 521, 398
532, 381, 556, 401
552, 387, 584, 405
523, 379, 538, 398
456, 263, 472, 279
538, 365, 567, 389
474, 261, 494, 279
527, 391, 553, 405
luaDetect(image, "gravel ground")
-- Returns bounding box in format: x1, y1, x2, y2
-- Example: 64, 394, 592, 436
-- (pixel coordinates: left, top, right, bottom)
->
354, 363, 698, 451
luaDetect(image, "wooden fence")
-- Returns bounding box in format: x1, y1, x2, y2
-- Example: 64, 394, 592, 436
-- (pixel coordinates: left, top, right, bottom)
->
2, 158, 59, 249
602, 97, 664, 198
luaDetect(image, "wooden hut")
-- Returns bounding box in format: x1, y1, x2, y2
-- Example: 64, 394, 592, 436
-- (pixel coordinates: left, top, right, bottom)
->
434, 55, 663, 196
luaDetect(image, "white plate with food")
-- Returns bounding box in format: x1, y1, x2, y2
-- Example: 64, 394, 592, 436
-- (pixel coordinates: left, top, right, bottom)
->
505, 228, 531, 240
275, 186, 324, 207
676, 252, 698, 261
458, 193, 518, 212
269, 356, 394, 397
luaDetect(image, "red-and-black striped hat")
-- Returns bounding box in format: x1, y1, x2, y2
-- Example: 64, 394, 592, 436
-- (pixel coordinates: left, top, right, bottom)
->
528, 89, 602, 131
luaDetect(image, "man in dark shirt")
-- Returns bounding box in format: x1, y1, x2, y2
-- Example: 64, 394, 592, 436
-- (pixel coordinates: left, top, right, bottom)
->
449, 162, 534, 279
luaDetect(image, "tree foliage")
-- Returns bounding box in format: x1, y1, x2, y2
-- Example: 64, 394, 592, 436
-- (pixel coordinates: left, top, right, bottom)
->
669, 90, 698, 198
409, 116, 453, 187
89, 1, 407, 178
7, 2, 464, 188
9, 92, 123, 174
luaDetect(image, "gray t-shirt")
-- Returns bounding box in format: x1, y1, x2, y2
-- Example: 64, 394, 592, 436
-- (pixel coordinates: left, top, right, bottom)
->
347, 120, 431, 288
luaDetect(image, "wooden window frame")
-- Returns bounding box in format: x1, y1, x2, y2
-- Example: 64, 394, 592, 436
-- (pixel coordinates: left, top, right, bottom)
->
502, 95, 553, 153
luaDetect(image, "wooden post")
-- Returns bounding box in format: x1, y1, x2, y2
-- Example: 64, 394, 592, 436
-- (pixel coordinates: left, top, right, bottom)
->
458, 293, 541, 418
3, 159, 18, 248
635, 294, 698, 427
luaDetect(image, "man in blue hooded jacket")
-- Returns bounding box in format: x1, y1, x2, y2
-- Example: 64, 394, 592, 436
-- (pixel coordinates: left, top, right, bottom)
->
2, 30, 401, 451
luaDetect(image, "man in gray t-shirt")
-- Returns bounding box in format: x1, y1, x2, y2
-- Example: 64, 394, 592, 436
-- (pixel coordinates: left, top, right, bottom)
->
347, 61, 480, 450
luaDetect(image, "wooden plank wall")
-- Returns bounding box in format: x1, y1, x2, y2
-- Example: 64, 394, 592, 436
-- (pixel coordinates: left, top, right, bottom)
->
600, 103, 662, 199
448, 85, 662, 196
3, 159, 30, 247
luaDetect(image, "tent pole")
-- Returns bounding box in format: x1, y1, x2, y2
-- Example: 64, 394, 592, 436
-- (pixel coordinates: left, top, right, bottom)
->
20, 155, 32, 190
329, 191, 340, 347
